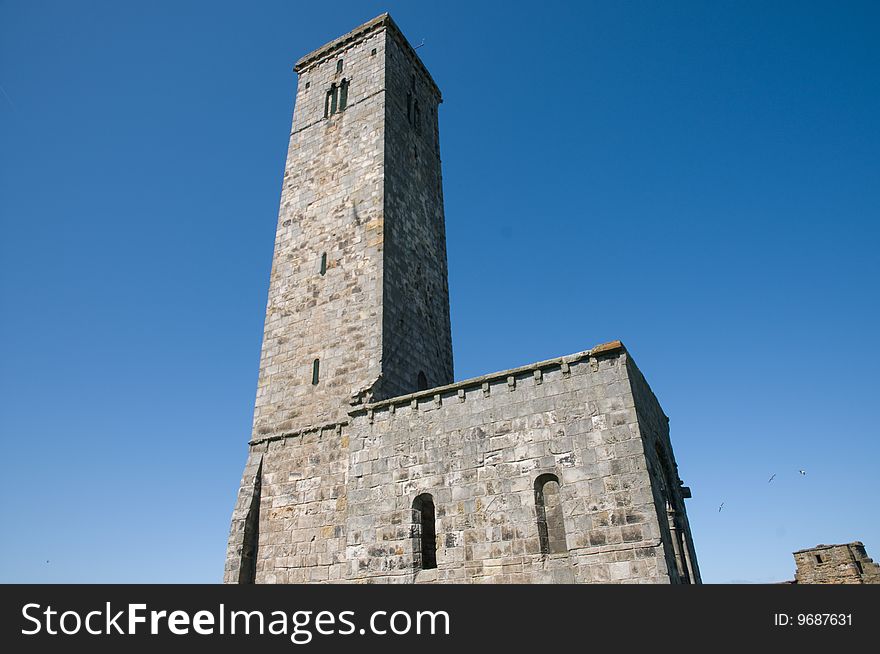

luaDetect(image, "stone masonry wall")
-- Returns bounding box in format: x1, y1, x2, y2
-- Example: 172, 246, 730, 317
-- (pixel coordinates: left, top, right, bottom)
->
230, 343, 691, 584
793, 542, 880, 584
628, 357, 701, 583
380, 29, 453, 398
249, 15, 454, 437
225, 15, 701, 585
251, 26, 389, 437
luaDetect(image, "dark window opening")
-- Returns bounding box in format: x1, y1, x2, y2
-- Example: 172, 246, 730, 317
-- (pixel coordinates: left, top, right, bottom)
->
371, 48, 377, 56
417, 371, 428, 391
305, 81, 310, 89
326, 81, 348, 117
312, 359, 320, 385
325, 84, 337, 117
412, 494, 437, 570
338, 79, 348, 111
414, 99, 421, 133
535, 474, 567, 555
336, 59, 343, 74
406, 92, 413, 123
815, 554, 823, 564
320, 252, 327, 276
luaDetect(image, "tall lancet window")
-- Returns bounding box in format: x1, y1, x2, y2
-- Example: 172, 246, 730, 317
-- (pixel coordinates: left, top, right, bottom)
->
325, 84, 337, 117
338, 79, 349, 111
412, 494, 437, 570
535, 474, 567, 555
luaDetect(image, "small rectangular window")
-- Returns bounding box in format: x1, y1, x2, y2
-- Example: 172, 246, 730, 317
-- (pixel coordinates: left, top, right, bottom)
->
312, 359, 320, 385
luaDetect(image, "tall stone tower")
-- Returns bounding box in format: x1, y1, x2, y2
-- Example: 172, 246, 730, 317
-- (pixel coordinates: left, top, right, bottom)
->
252, 13, 452, 439
226, 14, 700, 585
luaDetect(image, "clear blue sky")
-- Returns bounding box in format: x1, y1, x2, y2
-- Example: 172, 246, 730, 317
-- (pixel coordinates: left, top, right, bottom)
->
1, 0, 878, 584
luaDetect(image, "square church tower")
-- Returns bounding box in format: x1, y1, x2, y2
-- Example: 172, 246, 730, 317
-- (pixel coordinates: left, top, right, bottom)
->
225, 14, 701, 584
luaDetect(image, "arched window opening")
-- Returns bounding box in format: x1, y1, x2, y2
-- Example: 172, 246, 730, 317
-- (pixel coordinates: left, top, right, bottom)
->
311, 359, 320, 385
417, 371, 428, 391
412, 493, 437, 570
534, 474, 567, 555
336, 59, 343, 74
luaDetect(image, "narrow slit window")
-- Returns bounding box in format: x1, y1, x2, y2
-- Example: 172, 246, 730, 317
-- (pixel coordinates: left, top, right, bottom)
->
311, 359, 320, 385
338, 79, 348, 111
406, 92, 413, 123
412, 494, 437, 570
320, 252, 327, 276
325, 84, 338, 117
336, 59, 343, 74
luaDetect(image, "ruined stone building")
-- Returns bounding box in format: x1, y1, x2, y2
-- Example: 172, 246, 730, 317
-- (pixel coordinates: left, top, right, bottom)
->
224, 13, 700, 584
788, 542, 880, 584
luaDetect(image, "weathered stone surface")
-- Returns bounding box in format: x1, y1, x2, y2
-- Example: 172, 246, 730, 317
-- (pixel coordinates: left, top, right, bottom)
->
791, 542, 880, 584
224, 14, 700, 584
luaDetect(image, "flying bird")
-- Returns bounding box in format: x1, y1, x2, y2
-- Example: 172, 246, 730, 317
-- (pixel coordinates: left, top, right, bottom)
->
718, 502, 724, 512
799, 469, 807, 476
768, 474, 776, 483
